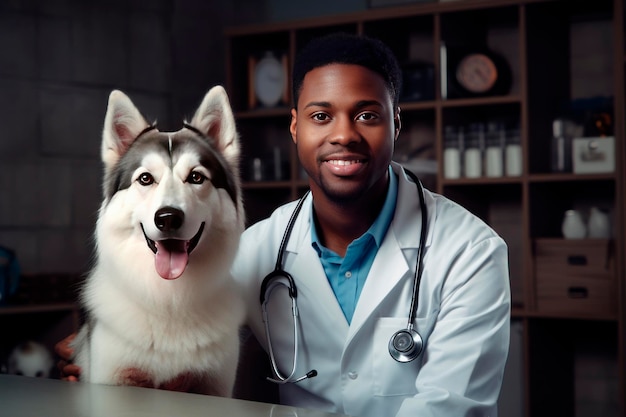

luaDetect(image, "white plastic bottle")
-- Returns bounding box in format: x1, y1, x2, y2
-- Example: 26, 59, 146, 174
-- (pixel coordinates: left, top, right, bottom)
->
443, 125, 461, 179
464, 123, 483, 178
562, 210, 587, 239
587, 207, 611, 239
505, 127, 522, 177
485, 122, 504, 177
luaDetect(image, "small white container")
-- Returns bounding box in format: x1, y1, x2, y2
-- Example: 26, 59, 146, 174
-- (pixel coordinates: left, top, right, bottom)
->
505, 144, 522, 176
485, 146, 503, 177
587, 207, 611, 239
505, 127, 522, 177
443, 148, 461, 179
464, 148, 481, 178
562, 210, 587, 239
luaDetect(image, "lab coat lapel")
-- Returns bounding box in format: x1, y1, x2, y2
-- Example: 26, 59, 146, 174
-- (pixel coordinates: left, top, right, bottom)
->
347, 234, 410, 340
347, 164, 425, 342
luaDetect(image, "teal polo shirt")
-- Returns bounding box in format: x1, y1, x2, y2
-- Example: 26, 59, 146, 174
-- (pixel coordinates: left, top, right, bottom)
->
311, 166, 398, 323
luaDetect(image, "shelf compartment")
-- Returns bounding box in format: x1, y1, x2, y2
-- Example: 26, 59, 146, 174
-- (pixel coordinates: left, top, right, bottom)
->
237, 118, 294, 184
526, 0, 615, 175
440, 5, 521, 100
528, 179, 615, 238
226, 30, 291, 112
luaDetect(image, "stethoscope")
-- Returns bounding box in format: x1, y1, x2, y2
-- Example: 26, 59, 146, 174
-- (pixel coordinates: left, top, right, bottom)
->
260, 168, 427, 384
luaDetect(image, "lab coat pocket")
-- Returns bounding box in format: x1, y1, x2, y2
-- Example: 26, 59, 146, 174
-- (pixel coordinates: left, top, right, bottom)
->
372, 317, 422, 397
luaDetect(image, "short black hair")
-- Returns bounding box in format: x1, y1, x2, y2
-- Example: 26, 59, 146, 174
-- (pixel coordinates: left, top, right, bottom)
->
292, 32, 402, 109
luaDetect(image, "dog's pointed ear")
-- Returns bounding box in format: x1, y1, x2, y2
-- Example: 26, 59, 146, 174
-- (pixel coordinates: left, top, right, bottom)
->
189, 86, 240, 167
101, 90, 150, 170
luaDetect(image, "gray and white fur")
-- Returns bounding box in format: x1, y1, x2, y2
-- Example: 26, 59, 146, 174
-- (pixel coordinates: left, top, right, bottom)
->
72, 86, 245, 397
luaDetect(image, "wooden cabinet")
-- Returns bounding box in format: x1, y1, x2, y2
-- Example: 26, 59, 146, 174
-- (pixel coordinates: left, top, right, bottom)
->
225, 0, 625, 415
534, 238, 617, 317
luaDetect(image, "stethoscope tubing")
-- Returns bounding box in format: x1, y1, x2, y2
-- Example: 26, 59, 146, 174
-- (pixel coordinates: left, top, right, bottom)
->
260, 191, 309, 383
262, 279, 301, 383
403, 169, 427, 330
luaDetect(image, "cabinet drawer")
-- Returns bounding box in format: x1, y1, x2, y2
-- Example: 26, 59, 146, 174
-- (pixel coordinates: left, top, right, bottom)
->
534, 239, 616, 316
534, 239, 614, 277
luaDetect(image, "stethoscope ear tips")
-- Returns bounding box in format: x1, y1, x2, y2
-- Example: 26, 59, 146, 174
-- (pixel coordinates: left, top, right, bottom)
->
388, 328, 423, 363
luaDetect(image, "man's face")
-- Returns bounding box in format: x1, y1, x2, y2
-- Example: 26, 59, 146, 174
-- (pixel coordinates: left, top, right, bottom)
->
290, 64, 400, 204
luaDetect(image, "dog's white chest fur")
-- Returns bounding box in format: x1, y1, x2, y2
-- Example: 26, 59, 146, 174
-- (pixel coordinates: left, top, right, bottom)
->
72, 86, 245, 397
79, 275, 244, 394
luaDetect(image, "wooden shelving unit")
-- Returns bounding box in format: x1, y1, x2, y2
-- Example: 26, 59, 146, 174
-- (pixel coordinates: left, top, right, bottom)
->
225, 0, 625, 415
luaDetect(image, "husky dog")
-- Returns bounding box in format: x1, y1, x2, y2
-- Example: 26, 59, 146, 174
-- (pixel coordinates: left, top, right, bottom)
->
71, 86, 245, 397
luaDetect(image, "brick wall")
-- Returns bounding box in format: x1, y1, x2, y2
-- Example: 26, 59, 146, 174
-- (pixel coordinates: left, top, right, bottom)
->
0, 0, 264, 275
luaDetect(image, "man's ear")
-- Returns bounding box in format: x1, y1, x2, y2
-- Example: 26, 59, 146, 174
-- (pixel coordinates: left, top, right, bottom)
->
290, 108, 298, 144
394, 107, 402, 141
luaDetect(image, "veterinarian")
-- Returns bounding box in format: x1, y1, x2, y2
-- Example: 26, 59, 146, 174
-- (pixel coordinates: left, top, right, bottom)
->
231, 32, 510, 417
57, 33, 510, 417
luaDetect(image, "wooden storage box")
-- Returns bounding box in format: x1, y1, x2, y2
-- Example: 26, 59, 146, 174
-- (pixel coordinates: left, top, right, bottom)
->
534, 239, 616, 317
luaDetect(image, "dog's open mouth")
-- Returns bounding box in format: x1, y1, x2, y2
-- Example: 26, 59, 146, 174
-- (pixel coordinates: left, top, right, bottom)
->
141, 223, 205, 280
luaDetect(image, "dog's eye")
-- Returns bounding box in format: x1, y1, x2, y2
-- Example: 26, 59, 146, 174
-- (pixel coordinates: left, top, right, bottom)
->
138, 172, 154, 186
187, 171, 206, 184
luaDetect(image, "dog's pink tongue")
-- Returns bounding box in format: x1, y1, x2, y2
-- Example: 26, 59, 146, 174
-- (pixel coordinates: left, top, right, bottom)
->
155, 241, 189, 280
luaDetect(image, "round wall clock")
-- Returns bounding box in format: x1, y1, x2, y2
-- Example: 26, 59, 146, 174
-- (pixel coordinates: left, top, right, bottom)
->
253, 52, 287, 108
446, 47, 512, 98
455, 53, 498, 94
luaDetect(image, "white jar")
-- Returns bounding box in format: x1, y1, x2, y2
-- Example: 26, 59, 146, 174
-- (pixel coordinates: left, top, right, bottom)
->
562, 210, 586, 239
443, 148, 461, 179
464, 148, 481, 178
485, 146, 503, 177
505, 127, 522, 177
505, 144, 522, 176
587, 207, 611, 239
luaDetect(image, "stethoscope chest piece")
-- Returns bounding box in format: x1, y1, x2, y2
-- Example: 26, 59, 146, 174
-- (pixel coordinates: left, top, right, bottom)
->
389, 328, 423, 363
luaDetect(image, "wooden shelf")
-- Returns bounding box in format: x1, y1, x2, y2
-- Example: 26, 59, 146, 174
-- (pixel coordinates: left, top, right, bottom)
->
512, 307, 618, 321
441, 176, 523, 186
243, 181, 293, 190
398, 100, 437, 111
440, 94, 522, 108
0, 302, 78, 315
235, 107, 291, 119
528, 172, 616, 182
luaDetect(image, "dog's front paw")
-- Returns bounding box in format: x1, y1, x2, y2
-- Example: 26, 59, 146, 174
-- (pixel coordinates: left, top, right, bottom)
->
158, 371, 197, 392
117, 368, 219, 395
118, 368, 155, 388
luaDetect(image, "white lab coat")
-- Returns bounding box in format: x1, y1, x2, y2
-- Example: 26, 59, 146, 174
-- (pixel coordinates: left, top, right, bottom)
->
233, 162, 510, 417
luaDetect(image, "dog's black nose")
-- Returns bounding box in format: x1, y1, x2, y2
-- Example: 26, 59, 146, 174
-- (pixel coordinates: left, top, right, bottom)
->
155, 207, 184, 232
